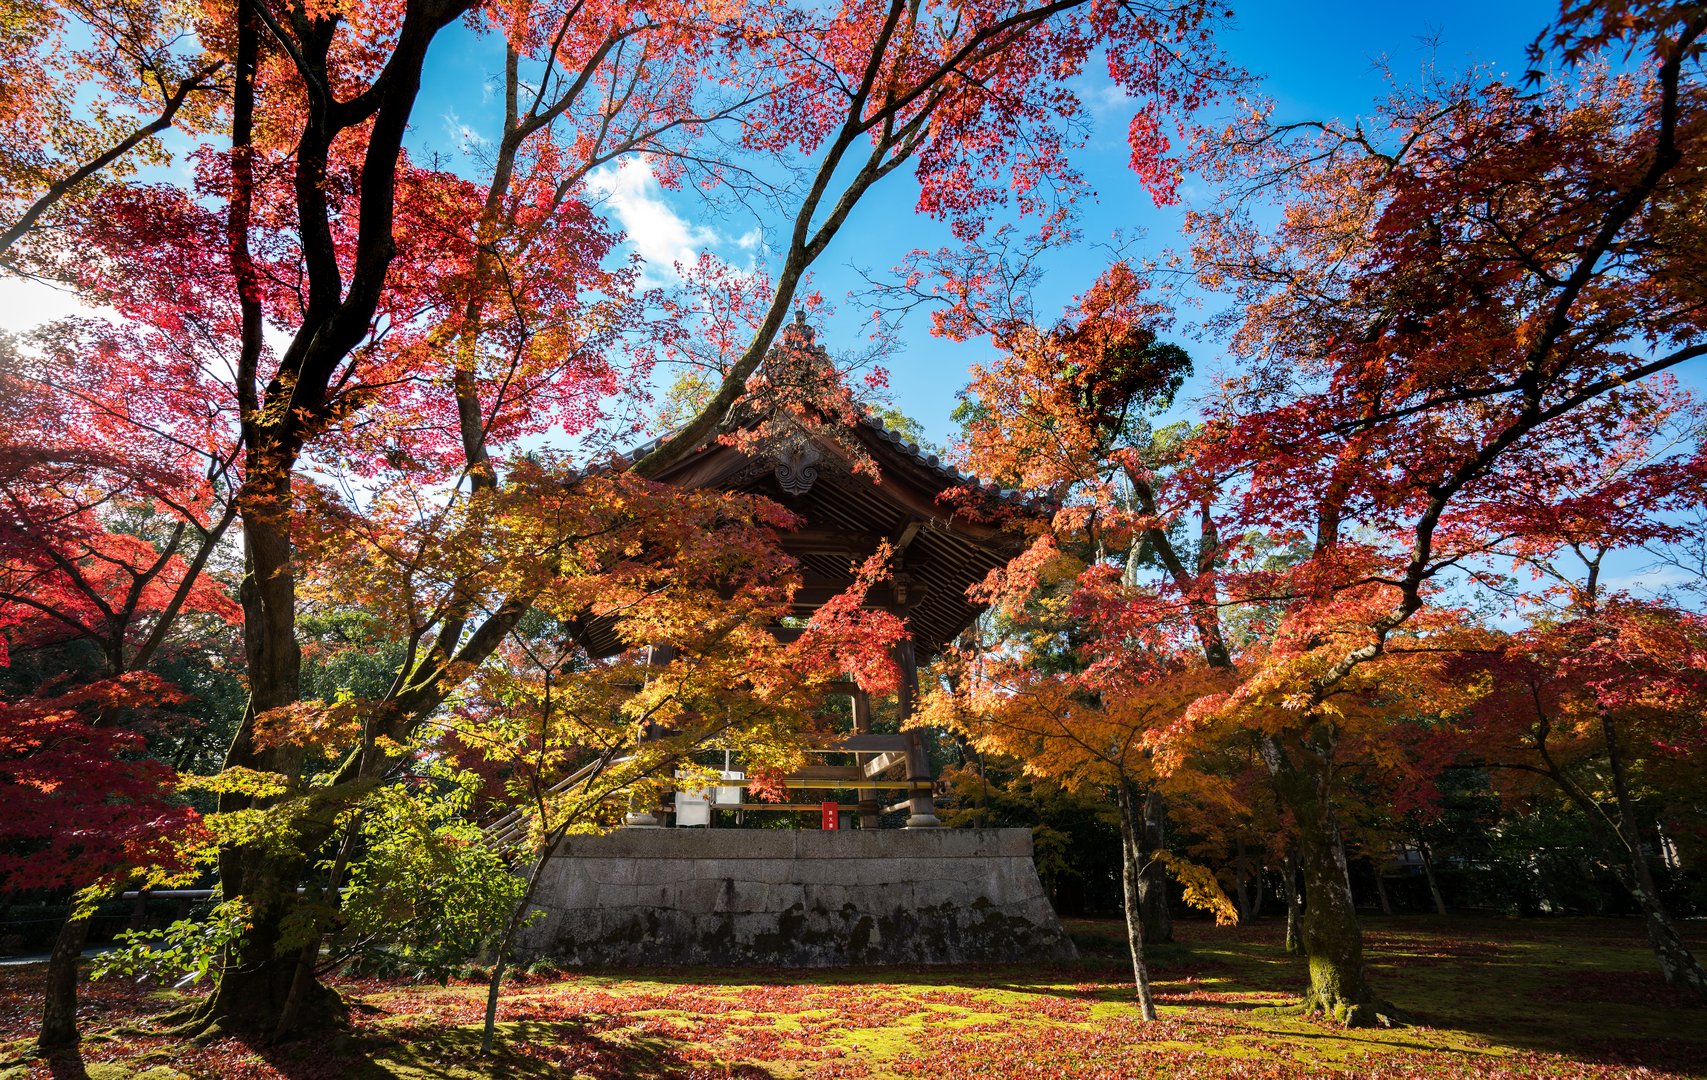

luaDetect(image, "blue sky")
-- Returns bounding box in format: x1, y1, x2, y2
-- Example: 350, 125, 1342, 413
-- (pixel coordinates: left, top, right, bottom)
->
408, 0, 1562, 447
0, 0, 1562, 442
0, 0, 1690, 600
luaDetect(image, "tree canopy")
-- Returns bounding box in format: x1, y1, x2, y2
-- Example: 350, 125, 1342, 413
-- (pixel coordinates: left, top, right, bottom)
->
0, 0, 1703, 1061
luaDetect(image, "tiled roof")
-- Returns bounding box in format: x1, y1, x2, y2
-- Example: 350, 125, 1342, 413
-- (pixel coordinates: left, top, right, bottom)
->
603, 408, 1027, 506
859, 411, 1026, 504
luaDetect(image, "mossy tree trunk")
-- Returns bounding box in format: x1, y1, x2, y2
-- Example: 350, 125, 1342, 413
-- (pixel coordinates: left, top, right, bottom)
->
1115, 782, 1159, 1021
192, 0, 477, 1037
190, 844, 344, 1036
38, 882, 133, 1052
1262, 732, 1395, 1026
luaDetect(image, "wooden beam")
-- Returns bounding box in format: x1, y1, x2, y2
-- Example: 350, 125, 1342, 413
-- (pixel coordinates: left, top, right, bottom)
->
788, 581, 929, 609
861, 751, 906, 778
891, 518, 924, 555
779, 529, 883, 555
783, 778, 931, 790
787, 765, 866, 781
805, 734, 908, 752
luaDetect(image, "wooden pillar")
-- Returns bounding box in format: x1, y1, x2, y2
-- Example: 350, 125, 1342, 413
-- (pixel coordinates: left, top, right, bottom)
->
894, 637, 940, 828
623, 643, 676, 828
852, 690, 881, 829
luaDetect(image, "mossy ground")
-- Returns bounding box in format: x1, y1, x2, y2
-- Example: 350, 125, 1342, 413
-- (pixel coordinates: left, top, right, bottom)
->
2, 916, 1703, 1079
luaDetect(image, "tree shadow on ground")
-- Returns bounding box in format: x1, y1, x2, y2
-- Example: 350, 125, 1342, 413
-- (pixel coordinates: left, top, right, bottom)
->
9, 917, 1704, 1079
1004, 915, 1707, 1077
229, 1018, 777, 1080
40, 1048, 89, 1080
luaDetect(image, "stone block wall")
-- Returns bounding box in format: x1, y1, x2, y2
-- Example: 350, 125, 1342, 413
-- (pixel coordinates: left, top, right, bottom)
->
515, 827, 1078, 967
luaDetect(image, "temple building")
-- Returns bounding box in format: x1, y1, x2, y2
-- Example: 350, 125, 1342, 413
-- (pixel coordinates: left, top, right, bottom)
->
515, 317, 1077, 966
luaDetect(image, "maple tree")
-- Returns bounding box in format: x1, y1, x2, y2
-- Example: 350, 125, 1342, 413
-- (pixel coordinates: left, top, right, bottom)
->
913, 257, 1241, 1017
0, 0, 1244, 1041
0, 586, 223, 1057
913, 0, 1707, 1029
1466, 595, 1707, 994
1442, 432, 1707, 993
0, 674, 211, 1051
0, 0, 224, 261
1161, 1, 1707, 1024
0, 329, 239, 1051
0, 331, 239, 676
920, 590, 1235, 1021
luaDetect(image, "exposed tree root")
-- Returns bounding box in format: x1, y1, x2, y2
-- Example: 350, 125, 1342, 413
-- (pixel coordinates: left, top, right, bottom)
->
1265, 993, 1409, 1028
115, 999, 202, 1037
142, 978, 350, 1045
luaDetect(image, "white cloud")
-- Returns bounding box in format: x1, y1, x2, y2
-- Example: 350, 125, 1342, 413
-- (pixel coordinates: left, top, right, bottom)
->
1085, 79, 1135, 120
0, 276, 110, 334
442, 109, 490, 154
585, 158, 721, 286
1069, 73, 1147, 154
0, 274, 296, 366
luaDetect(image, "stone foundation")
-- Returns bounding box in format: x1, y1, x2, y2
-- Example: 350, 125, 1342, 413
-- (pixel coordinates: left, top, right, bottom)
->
516, 827, 1077, 966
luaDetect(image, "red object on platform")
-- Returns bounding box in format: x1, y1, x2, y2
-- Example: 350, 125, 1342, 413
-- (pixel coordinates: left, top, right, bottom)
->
820, 801, 839, 830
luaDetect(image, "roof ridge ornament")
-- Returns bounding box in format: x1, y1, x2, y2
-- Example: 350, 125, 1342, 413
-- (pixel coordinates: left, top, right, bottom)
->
772, 422, 822, 496
784, 307, 816, 347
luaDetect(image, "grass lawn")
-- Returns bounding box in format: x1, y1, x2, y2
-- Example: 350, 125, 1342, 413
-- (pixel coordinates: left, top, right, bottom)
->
3, 916, 1704, 1079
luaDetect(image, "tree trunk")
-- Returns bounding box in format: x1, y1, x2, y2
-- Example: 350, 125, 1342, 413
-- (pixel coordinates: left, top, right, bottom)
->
37, 898, 96, 1051
272, 812, 363, 1043
191, 846, 343, 1034
1262, 734, 1394, 1026
1416, 841, 1447, 916
1372, 856, 1392, 916
193, 0, 478, 1037
272, 938, 321, 1043
193, 515, 314, 1035
1231, 838, 1264, 924
1609, 842, 1706, 993
481, 831, 567, 1055
1137, 788, 1173, 944
1624, 866, 1707, 995
1115, 783, 1158, 1021
1250, 856, 1264, 921
1600, 707, 1707, 995
1281, 852, 1304, 955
